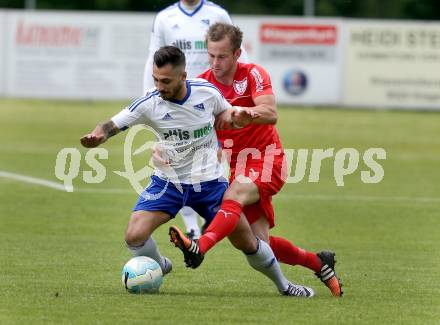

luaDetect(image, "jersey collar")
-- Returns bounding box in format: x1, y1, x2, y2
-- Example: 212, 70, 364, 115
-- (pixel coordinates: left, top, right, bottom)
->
178, 0, 204, 17
169, 80, 191, 105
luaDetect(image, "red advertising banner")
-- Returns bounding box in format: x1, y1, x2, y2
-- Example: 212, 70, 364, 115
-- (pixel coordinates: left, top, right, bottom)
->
260, 24, 337, 45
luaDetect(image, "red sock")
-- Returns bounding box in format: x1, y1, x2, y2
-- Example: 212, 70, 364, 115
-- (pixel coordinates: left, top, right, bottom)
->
269, 236, 322, 273
198, 200, 242, 254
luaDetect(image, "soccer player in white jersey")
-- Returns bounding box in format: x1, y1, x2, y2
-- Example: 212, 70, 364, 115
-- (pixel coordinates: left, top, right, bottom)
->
81, 46, 314, 297
143, 0, 248, 239
143, 0, 248, 90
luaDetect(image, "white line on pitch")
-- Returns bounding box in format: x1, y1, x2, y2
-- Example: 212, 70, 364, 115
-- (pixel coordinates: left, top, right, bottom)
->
0, 170, 133, 194
0, 170, 68, 191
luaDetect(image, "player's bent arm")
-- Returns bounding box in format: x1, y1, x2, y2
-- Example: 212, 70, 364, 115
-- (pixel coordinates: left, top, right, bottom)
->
249, 94, 278, 125
100, 120, 120, 138
214, 109, 234, 130
214, 107, 259, 130
80, 120, 120, 148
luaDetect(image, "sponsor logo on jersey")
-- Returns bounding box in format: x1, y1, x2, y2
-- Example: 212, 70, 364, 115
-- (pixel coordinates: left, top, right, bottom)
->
172, 39, 207, 50
162, 113, 173, 120
193, 123, 212, 138
163, 129, 190, 140
201, 19, 210, 25
162, 123, 212, 141
250, 67, 264, 92
172, 24, 180, 30
173, 39, 192, 50
193, 103, 205, 111
233, 78, 248, 95
283, 70, 307, 95
194, 40, 207, 49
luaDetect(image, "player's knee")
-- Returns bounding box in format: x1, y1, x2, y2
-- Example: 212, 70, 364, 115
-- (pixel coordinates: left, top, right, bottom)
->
229, 236, 257, 254
124, 212, 154, 246
228, 219, 258, 254
124, 229, 146, 247
223, 181, 258, 204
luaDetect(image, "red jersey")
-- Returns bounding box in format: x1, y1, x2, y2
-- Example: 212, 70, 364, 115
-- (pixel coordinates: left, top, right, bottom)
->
198, 62, 284, 164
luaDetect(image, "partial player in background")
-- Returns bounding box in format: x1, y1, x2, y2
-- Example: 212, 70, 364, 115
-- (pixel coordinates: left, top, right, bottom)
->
143, 0, 248, 239
169, 23, 343, 297
143, 0, 248, 90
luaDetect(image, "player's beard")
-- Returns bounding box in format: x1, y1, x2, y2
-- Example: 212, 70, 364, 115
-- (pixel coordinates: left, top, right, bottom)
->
212, 63, 233, 81
160, 82, 183, 101
212, 68, 224, 79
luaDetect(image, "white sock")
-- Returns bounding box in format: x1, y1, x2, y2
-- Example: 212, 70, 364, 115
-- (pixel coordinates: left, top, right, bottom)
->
180, 206, 201, 237
245, 237, 289, 292
127, 237, 165, 270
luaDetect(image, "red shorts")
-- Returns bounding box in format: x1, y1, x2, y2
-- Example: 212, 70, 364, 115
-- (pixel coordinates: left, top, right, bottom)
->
229, 154, 287, 228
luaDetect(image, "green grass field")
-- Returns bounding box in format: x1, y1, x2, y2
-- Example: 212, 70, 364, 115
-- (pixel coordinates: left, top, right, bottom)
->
0, 99, 439, 324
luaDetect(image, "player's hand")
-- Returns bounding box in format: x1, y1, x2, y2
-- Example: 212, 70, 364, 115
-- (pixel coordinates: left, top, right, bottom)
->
151, 145, 170, 167
231, 106, 260, 128
80, 133, 105, 148
214, 115, 230, 130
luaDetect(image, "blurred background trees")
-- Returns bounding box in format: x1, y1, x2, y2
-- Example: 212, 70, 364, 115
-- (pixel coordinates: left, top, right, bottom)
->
0, 0, 439, 20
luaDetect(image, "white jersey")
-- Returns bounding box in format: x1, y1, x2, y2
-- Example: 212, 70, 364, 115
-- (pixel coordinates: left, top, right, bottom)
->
112, 78, 232, 184
143, 0, 248, 91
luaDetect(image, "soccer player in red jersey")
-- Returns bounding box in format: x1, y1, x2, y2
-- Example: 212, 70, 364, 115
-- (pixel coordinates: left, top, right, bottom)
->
169, 23, 342, 297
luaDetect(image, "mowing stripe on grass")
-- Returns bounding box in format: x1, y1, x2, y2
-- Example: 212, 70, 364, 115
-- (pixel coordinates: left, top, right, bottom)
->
277, 193, 440, 204
1, 170, 439, 204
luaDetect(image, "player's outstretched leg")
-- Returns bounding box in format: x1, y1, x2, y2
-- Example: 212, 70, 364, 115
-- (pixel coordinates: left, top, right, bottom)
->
169, 226, 204, 268
244, 237, 314, 298
268, 236, 343, 297
282, 282, 314, 297
315, 251, 343, 297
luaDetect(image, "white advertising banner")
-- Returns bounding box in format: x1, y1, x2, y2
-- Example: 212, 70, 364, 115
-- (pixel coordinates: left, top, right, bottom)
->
236, 16, 343, 105
5, 11, 154, 99
3, 11, 439, 110
343, 20, 440, 109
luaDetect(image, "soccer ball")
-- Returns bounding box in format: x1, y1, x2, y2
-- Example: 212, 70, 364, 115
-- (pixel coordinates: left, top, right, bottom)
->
121, 256, 163, 294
